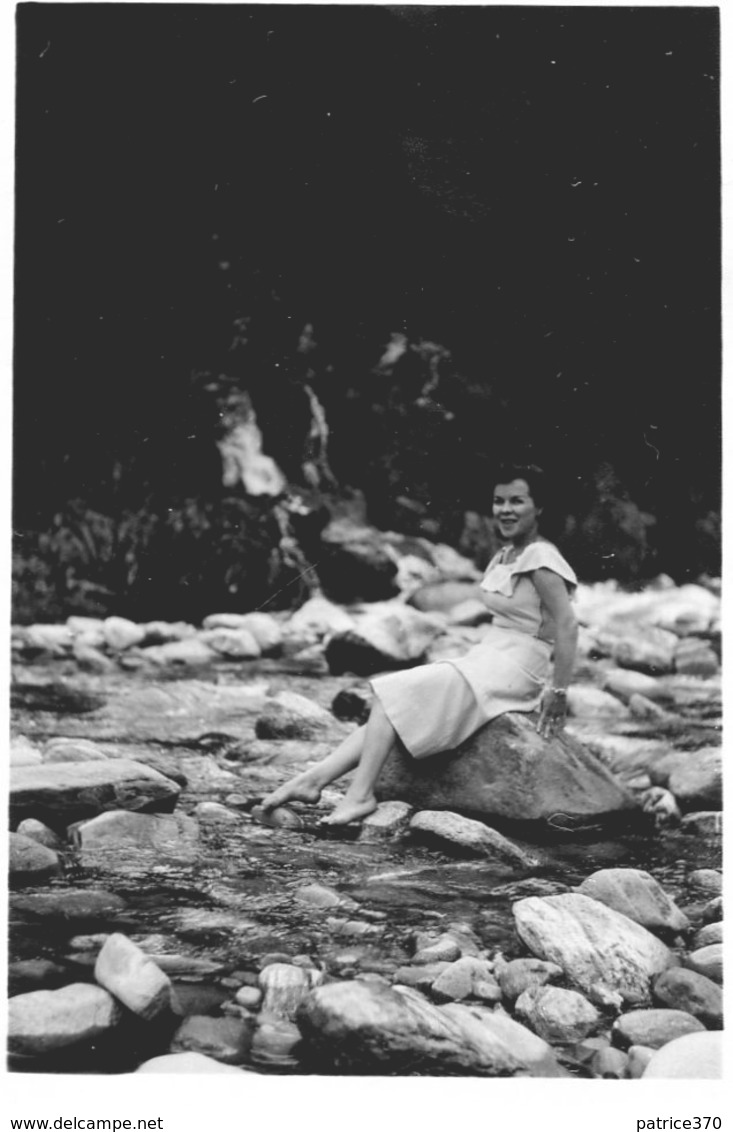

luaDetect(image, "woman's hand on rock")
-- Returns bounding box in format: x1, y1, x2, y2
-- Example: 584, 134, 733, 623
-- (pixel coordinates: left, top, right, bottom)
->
537, 689, 568, 739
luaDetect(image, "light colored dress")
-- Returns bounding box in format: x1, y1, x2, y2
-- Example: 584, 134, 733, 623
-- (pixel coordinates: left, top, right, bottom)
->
371, 539, 577, 758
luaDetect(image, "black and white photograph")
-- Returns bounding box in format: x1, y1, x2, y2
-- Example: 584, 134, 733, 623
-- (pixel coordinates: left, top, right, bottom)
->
5, 0, 725, 1124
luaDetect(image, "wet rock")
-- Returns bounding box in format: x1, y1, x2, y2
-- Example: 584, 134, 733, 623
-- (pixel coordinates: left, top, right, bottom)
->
609, 628, 678, 674
601, 668, 669, 703
148, 955, 227, 981
514, 985, 600, 1043
136, 1051, 248, 1074
251, 804, 306, 830
259, 963, 313, 1021
685, 944, 722, 984
73, 643, 117, 673
43, 738, 109, 763
692, 922, 722, 948
331, 682, 373, 723
494, 958, 564, 1002
641, 786, 681, 828
255, 690, 335, 740
325, 604, 443, 676
8, 983, 121, 1055
701, 897, 722, 924
674, 639, 719, 677
296, 979, 522, 1075
378, 713, 638, 824
286, 596, 356, 641
10, 888, 128, 928
652, 968, 723, 1028
170, 1015, 255, 1065
430, 957, 501, 1004
567, 686, 630, 719
8, 959, 70, 996
294, 884, 353, 910
140, 621, 197, 645
359, 801, 413, 841
103, 617, 146, 651
71, 810, 199, 860
9, 833, 61, 884
194, 802, 241, 825
170, 983, 230, 1017
199, 627, 261, 658
590, 1046, 629, 1078
688, 869, 722, 895
513, 892, 673, 1005
413, 936, 463, 964
11, 758, 180, 828
235, 986, 263, 1010
233, 738, 332, 765
642, 1031, 722, 1079
250, 1012, 302, 1067
392, 963, 451, 990
409, 810, 539, 868
95, 933, 173, 1020
612, 1008, 705, 1050
627, 1044, 655, 1078
140, 638, 218, 666
576, 868, 689, 935
650, 748, 722, 811
203, 612, 283, 653
680, 812, 722, 836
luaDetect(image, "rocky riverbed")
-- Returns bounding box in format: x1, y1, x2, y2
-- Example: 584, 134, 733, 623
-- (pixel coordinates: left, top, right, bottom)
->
8, 568, 723, 1078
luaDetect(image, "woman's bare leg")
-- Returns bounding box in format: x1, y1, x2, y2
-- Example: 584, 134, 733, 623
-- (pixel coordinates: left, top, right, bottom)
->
321, 700, 398, 825
260, 726, 366, 812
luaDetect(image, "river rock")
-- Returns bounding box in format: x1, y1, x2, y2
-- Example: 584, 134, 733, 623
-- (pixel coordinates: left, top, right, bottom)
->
688, 869, 722, 895
446, 1007, 566, 1077
409, 810, 539, 868
377, 713, 638, 824
430, 957, 501, 1004
140, 638, 218, 666
8, 983, 121, 1055
10, 738, 43, 767
514, 985, 600, 1043
170, 1015, 255, 1065
296, 979, 522, 1075
359, 801, 413, 841
413, 936, 463, 964
652, 968, 723, 1027
609, 627, 678, 674
628, 694, 671, 721
685, 944, 722, 984
70, 810, 199, 860
576, 868, 689, 935
567, 686, 630, 719
674, 639, 719, 677
95, 933, 173, 1019
513, 892, 673, 1005
136, 1051, 248, 1074
103, 617, 146, 651
8, 959, 70, 996
199, 627, 261, 658
194, 802, 241, 825
495, 958, 564, 1002
701, 897, 722, 924
19, 624, 75, 655
692, 922, 722, 948
11, 758, 180, 828
235, 986, 263, 1010
680, 812, 722, 836
641, 786, 681, 827
650, 748, 722, 810
255, 690, 335, 740
642, 1031, 722, 1079
9, 833, 61, 883
591, 1046, 629, 1078
259, 963, 313, 1021
73, 643, 117, 673
43, 737, 109, 762
325, 604, 443, 676
286, 595, 356, 641
331, 682, 373, 723
250, 1012, 302, 1067
294, 883, 354, 910
612, 1008, 705, 1050
601, 668, 669, 703
203, 612, 282, 653
10, 888, 128, 928
392, 962, 451, 990
140, 620, 197, 644
627, 1044, 655, 1078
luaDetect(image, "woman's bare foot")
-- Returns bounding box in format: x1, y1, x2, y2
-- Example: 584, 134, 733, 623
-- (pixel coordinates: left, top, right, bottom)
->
320, 793, 378, 826
261, 774, 322, 813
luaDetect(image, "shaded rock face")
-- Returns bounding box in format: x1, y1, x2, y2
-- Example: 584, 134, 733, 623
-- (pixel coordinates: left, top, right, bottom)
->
325, 605, 443, 676
8, 984, 121, 1055
495, 958, 563, 1002
376, 713, 638, 824
652, 969, 723, 1028
170, 1015, 256, 1066
576, 869, 689, 935
513, 893, 673, 1005
10, 759, 181, 829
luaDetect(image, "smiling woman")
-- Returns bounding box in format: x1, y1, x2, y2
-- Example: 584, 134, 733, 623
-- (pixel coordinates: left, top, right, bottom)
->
262, 463, 579, 826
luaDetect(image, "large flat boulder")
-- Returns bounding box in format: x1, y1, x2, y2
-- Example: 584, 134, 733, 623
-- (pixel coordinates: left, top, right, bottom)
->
10, 759, 180, 828
376, 713, 638, 824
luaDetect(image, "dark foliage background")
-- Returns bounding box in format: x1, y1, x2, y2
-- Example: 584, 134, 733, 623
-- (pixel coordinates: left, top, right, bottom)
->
13, 4, 721, 621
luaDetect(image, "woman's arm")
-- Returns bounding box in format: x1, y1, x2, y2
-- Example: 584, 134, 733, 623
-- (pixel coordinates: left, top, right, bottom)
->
531, 567, 578, 738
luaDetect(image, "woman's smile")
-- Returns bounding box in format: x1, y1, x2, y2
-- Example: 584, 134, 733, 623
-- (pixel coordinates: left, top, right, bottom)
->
492, 478, 541, 547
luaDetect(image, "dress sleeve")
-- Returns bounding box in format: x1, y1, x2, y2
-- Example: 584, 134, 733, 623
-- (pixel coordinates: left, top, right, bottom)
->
513, 541, 578, 591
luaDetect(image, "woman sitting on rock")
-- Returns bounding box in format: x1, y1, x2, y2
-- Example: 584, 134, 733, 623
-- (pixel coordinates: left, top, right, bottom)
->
262, 464, 578, 826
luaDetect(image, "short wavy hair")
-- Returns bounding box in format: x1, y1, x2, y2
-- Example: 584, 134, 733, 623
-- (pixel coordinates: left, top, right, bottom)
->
493, 463, 548, 509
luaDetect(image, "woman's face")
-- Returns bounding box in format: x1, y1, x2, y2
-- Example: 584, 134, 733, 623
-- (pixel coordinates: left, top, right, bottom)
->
492, 478, 541, 545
